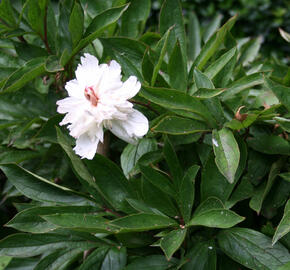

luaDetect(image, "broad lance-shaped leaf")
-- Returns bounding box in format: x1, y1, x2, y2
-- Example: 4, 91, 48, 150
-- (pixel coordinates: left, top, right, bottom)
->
183, 240, 216, 270
160, 229, 187, 259
0, 233, 102, 257
140, 86, 217, 128
152, 115, 208, 135
187, 12, 201, 61
6, 206, 99, 233
79, 248, 109, 270
250, 159, 284, 214
110, 213, 177, 232
212, 128, 240, 183
179, 165, 200, 223
218, 228, 290, 270
64, 4, 129, 65
0, 164, 92, 205
265, 77, 290, 111
188, 197, 244, 228
272, 199, 290, 245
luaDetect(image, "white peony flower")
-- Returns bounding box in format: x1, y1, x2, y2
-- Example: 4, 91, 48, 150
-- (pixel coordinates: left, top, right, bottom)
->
56, 53, 149, 159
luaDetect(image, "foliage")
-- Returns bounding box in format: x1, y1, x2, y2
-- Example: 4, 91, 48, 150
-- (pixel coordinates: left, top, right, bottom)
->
0, 0, 289, 269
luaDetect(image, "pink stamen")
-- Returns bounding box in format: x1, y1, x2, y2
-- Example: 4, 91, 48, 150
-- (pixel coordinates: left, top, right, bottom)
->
84, 86, 99, 106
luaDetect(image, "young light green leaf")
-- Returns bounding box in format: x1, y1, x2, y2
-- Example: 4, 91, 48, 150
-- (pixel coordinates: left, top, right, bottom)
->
212, 128, 240, 183
238, 36, 262, 66
279, 28, 290, 42
160, 229, 187, 260
218, 228, 290, 270
272, 199, 290, 245
203, 13, 223, 42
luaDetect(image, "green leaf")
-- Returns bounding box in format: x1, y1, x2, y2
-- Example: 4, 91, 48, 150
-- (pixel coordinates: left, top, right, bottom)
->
110, 213, 177, 232
279, 28, 290, 43
6, 206, 98, 233
193, 15, 237, 70
120, 0, 150, 38
247, 135, 290, 155
188, 197, 244, 228
274, 117, 290, 133
42, 213, 117, 233
0, 256, 11, 270
121, 138, 157, 178
84, 154, 133, 213
140, 86, 217, 127
163, 137, 183, 187
250, 159, 284, 214
218, 228, 290, 270
168, 41, 187, 92
188, 12, 201, 61
212, 128, 240, 183
265, 77, 290, 111
203, 13, 223, 42
159, 0, 187, 64
0, 164, 90, 205
160, 229, 187, 259
79, 248, 109, 270
1, 57, 46, 93
34, 248, 85, 270
56, 127, 103, 203
273, 199, 290, 245
278, 262, 290, 270
193, 68, 215, 89
0, 0, 16, 27
139, 164, 176, 198
14, 42, 48, 61
100, 247, 127, 270
238, 37, 262, 66
68, 4, 129, 64
0, 233, 100, 257
179, 165, 199, 223
0, 148, 41, 164
124, 255, 177, 270
221, 72, 264, 100
279, 172, 290, 182
2, 257, 39, 269
194, 88, 226, 99
152, 115, 208, 135
183, 240, 216, 270
69, 2, 84, 47
204, 47, 237, 79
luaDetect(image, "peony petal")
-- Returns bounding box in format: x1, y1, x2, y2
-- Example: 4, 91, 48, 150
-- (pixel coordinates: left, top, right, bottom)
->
108, 109, 148, 144
119, 76, 141, 99
73, 133, 99, 160
65, 79, 84, 98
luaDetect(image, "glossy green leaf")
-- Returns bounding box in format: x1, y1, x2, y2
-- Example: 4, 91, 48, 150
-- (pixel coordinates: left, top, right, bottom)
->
193, 15, 237, 70
203, 13, 223, 43
160, 229, 187, 259
265, 77, 290, 111
222, 72, 264, 100
238, 37, 262, 66
194, 88, 226, 98
159, 0, 187, 63
14, 42, 48, 61
278, 262, 290, 270
120, 0, 150, 38
179, 165, 199, 223
193, 68, 214, 89
250, 159, 284, 214
124, 255, 177, 270
188, 12, 201, 61
218, 228, 290, 270
188, 197, 244, 228
183, 240, 216, 270
140, 86, 217, 127
0, 164, 90, 205
100, 247, 127, 270
0, 256, 11, 270
212, 128, 240, 183
34, 248, 85, 270
152, 115, 208, 135
204, 47, 237, 79
272, 199, 290, 245
69, 2, 84, 47
42, 213, 117, 233
79, 248, 109, 270
0, 0, 16, 27
274, 117, 290, 133
0, 233, 100, 257
121, 138, 157, 178
168, 41, 187, 92
110, 213, 177, 232
1, 57, 46, 93
6, 206, 98, 233
247, 135, 290, 155
67, 4, 129, 65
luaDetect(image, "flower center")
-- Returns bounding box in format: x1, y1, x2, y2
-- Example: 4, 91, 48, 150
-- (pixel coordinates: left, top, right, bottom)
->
84, 86, 99, 106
